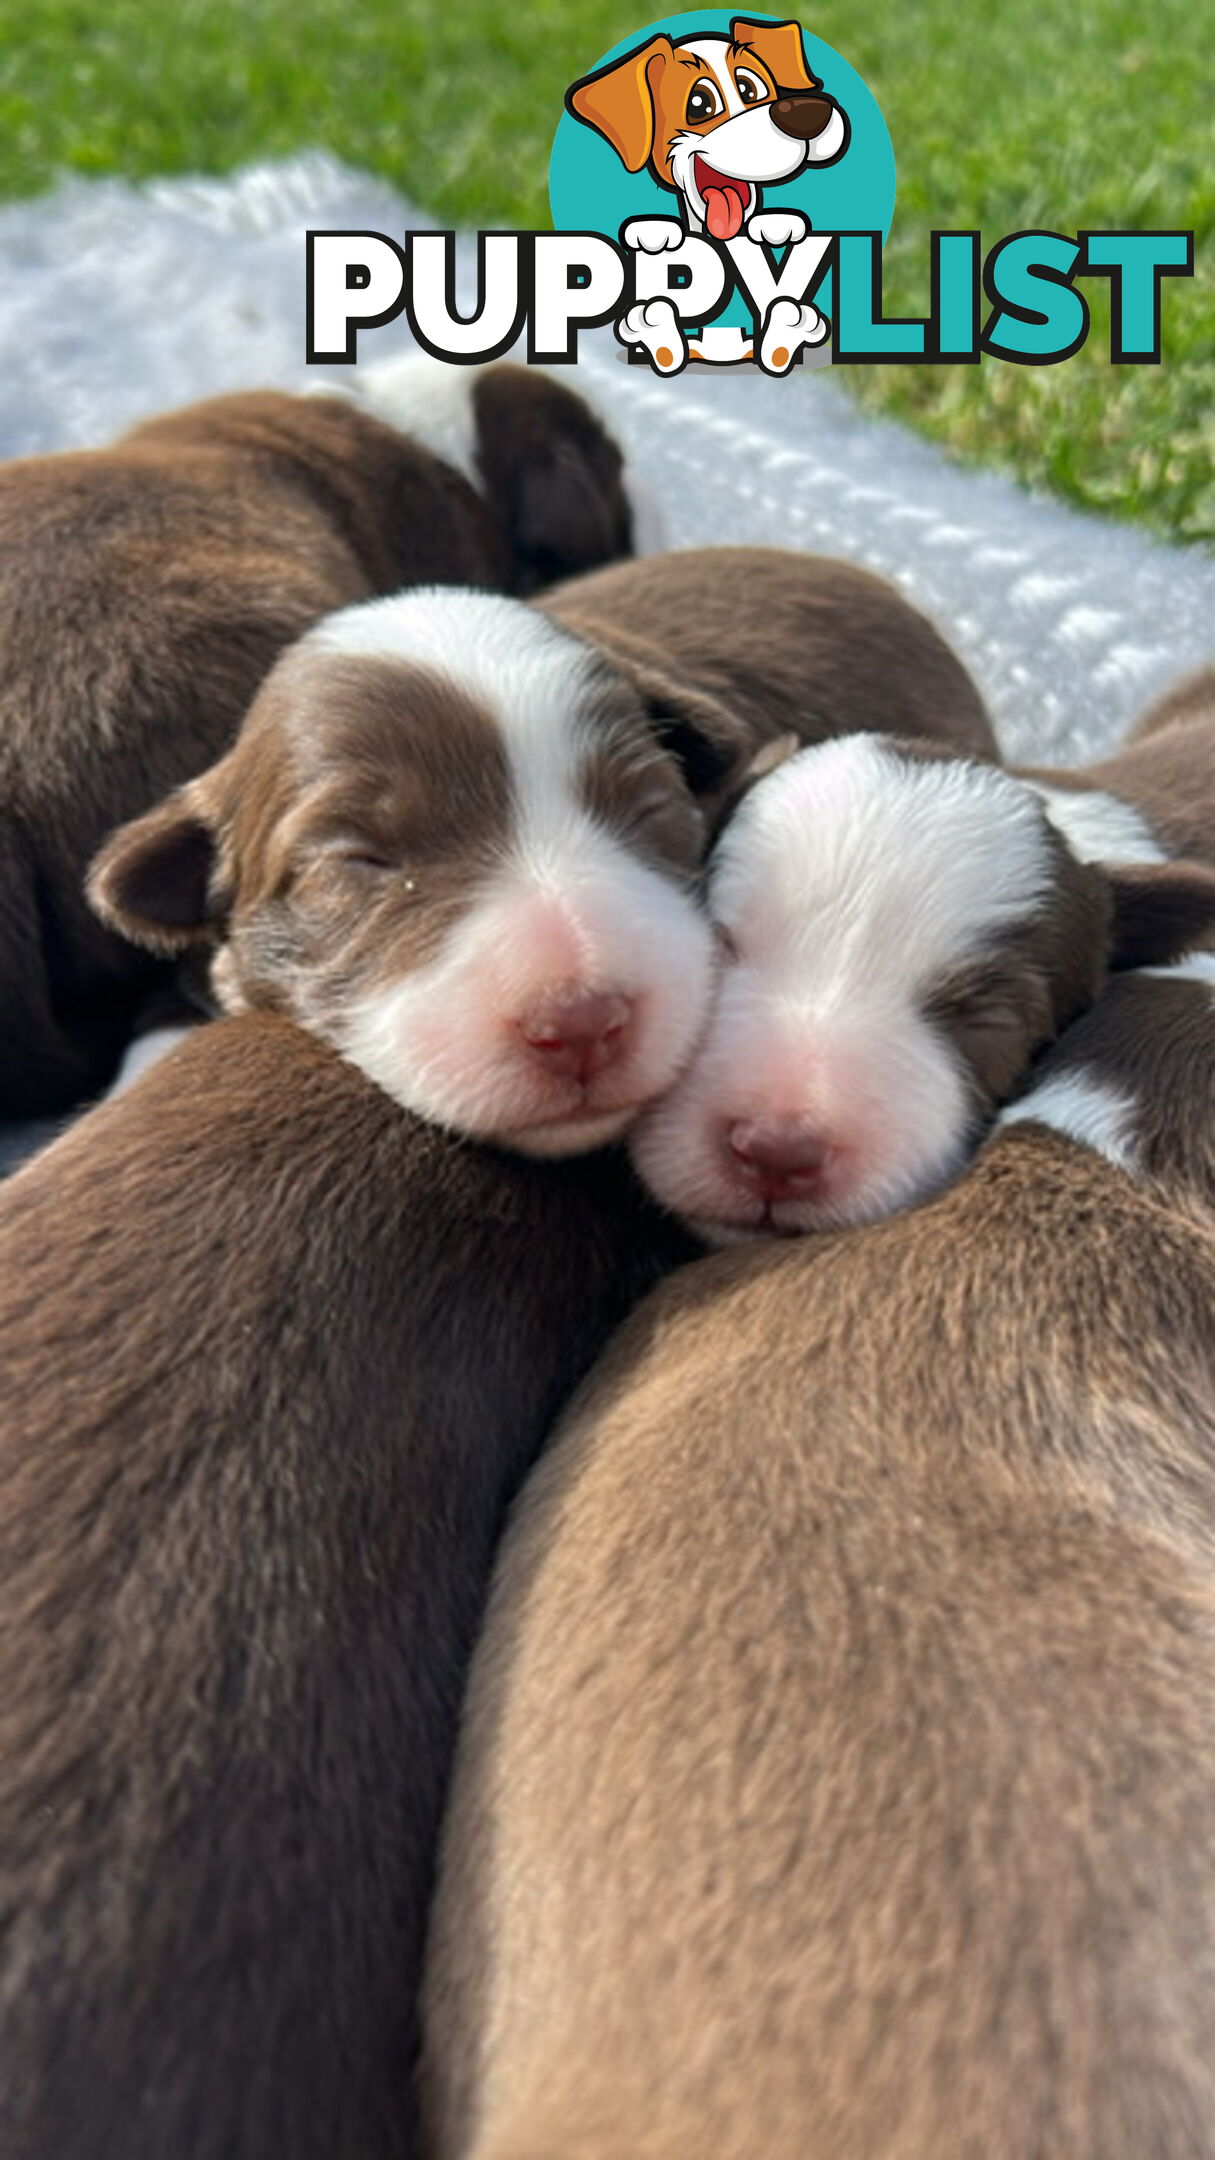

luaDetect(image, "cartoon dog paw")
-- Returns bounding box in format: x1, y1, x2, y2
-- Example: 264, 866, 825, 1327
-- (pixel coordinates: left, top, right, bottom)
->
758, 297, 829, 375
622, 217, 687, 254
618, 298, 687, 375
745, 209, 809, 249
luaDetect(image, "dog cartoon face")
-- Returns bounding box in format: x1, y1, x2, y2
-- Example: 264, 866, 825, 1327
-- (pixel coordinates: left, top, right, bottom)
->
568, 16, 849, 238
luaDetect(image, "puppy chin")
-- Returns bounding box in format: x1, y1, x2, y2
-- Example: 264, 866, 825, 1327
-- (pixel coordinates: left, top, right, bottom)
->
496, 1106, 634, 1159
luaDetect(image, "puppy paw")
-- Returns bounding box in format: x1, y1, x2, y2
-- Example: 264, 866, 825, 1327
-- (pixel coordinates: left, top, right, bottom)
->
758, 296, 828, 374
622, 217, 687, 254
745, 209, 809, 248
618, 299, 687, 374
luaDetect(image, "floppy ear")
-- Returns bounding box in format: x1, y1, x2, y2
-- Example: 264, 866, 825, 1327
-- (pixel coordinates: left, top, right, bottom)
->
627, 659, 762, 800
566, 36, 672, 172
1107, 858, 1215, 969
472, 367, 632, 593
730, 16, 819, 92
88, 791, 227, 956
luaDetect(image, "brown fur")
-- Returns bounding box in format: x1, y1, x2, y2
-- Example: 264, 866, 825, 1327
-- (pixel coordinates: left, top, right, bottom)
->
540, 546, 998, 790
1020, 665, 1215, 867
0, 1013, 693, 2160
422, 988, 1215, 2158
0, 371, 631, 1115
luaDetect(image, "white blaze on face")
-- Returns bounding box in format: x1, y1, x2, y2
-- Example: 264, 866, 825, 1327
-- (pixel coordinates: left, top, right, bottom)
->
309, 591, 714, 1155
630, 735, 1057, 1238
667, 36, 808, 235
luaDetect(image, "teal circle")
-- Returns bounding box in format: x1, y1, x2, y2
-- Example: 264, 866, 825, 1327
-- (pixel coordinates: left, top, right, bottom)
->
549, 12, 895, 263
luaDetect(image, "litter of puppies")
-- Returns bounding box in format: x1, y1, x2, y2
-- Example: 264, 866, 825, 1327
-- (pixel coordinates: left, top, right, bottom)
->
1, 356, 1213, 2159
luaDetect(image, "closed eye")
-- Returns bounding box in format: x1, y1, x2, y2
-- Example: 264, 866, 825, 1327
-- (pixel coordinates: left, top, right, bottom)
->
713, 921, 741, 962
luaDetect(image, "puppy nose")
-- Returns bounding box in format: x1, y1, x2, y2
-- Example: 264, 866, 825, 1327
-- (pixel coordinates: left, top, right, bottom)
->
520, 991, 632, 1083
729, 1118, 830, 1198
771, 93, 837, 140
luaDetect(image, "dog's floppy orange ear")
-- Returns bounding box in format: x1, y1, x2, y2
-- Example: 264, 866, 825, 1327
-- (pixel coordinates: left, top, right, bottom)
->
730, 16, 820, 93
566, 35, 673, 173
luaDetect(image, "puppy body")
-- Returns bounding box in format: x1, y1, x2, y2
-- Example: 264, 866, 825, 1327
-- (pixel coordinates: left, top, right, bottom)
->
0, 1013, 691, 2160
540, 545, 999, 766
0, 364, 631, 1115
1021, 665, 1215, 870
422, 957, 1215, 2160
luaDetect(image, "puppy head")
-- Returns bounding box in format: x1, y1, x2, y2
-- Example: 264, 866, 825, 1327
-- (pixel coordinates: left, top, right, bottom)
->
629, 734, 1215, 1240
351, 357, 634, 595
568, 18, 846, 239
89, 591, 744, 1157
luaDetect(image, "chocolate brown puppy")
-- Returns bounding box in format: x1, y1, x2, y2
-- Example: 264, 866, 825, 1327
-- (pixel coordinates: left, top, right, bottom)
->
0, 359, 632, 1116
422, 951, 1215, 2160
0, 1014, 692, 2160
539, 544, 999, 786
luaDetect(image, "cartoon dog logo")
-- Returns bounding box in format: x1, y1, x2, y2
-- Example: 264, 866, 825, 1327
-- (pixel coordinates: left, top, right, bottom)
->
567, 16, 849, 368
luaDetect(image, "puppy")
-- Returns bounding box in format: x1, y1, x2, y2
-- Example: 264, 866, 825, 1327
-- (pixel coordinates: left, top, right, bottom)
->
90, 551, 995, 1155
0, 358, 632, 1117
540, 545, 998, 767
629, 731, 1215, 1239
0, 1013, 693, 2160
1021, 663, 1215, 870
421, 950, 1215, 2160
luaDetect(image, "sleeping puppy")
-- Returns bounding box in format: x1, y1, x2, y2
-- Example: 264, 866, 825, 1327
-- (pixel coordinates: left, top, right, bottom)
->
628, 731, 1215, 1239
0, 357, 632, 1117
420, 949, 1215, 2160
90, 551, 995, 1154
0, 1013, 694, 2160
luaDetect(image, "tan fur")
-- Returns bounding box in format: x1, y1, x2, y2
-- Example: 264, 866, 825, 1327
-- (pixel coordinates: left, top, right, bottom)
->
422, 988, 1215, 2158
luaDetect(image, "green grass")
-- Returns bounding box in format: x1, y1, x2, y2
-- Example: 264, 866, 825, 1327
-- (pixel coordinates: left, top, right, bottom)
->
2, 0, 1211, 543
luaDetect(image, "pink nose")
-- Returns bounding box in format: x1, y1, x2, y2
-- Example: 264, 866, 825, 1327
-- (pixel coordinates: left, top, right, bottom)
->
728, 1118, 831, 1200
520, 991, 632, 1084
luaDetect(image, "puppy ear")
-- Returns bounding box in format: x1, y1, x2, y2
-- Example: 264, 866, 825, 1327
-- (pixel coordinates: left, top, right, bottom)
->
566, 36, 672, 172
472, 366, 632, 592
628, 662, 760, 800
730, 16, 819, 93
88, 790, 227, 955
1107, 858, 1215, 969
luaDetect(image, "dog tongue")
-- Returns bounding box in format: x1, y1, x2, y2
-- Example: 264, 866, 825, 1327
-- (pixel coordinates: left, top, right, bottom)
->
703, 180, 747, 240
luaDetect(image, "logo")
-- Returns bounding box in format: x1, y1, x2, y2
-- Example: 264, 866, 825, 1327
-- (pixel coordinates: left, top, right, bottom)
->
551, 12, 891, 373
305, 13, 1194, 376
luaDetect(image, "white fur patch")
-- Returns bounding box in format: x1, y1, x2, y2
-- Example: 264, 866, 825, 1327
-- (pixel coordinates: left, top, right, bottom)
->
996, 1072, 1138, 1170
306, 589, 715, 1152
630, 736, 1058, 1238
1025, 781, 1165, 866
1138, 950, 1215, 992
346, 353, 484, 489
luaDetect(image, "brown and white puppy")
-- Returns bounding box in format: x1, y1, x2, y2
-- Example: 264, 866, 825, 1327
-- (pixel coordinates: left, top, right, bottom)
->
90, 550, 996, 1156
1021, 662, 1215, 871
0, 1012, 693, 2160
0, 357, 632, 1117
628, 730, 1215, 1239
421, 951, 1215, 2160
